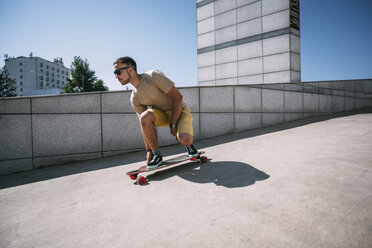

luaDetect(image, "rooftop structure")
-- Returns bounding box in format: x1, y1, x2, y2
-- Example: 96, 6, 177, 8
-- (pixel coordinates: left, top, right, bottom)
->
197, 0, 301, 86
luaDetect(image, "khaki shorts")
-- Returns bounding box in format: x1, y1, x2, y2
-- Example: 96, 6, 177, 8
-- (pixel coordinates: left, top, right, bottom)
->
148, 108, 194, 136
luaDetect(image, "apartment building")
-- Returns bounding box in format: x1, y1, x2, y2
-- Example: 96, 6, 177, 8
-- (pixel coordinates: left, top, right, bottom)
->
4, 54, 71, 96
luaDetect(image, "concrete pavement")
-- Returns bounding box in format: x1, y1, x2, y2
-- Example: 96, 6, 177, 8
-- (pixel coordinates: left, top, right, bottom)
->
1, 108, 371, 248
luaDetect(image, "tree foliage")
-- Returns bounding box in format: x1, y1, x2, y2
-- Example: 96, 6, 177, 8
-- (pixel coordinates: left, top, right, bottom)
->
0, 66, 17, 98
64, 56, 108, 93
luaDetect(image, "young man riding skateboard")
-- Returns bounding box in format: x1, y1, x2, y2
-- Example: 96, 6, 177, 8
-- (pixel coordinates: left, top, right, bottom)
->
113, 57, 198, 169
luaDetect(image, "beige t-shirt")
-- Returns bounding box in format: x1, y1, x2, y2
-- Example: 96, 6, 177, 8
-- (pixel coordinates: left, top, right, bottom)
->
130, 70, 187, 115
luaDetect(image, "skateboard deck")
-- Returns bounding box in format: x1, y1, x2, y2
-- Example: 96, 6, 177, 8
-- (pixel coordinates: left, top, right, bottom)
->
126, 151, 207, 185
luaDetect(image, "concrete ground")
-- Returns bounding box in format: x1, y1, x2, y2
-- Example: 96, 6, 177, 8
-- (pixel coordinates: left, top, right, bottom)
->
1, 109, 371, 248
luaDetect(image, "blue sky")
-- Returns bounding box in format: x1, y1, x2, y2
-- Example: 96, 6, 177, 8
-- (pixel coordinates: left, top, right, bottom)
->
301, 0, 372, 82
0, 0, 371, 91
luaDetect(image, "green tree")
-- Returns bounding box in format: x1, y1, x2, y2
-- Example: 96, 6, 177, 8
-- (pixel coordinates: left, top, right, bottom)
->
64, 56, 108, 93
0, 66, 17, 98
92, 79, 108, 91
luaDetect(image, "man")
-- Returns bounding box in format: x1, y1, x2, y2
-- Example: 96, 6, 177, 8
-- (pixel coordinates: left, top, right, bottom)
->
113, 57, 198, 169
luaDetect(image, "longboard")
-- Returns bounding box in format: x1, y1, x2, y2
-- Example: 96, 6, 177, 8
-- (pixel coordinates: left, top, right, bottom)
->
126, 151, 207, 185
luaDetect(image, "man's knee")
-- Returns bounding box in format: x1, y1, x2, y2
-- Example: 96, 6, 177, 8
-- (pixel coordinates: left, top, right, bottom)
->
178, 133, 193, 146
139, 110, 155, 126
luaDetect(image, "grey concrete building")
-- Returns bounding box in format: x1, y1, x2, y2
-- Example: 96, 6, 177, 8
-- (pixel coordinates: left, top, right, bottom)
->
4, 54, 71, 96
197, 0, 300, 86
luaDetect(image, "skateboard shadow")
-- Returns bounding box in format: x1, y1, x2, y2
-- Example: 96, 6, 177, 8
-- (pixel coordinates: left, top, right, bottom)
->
147, 161, 269, 188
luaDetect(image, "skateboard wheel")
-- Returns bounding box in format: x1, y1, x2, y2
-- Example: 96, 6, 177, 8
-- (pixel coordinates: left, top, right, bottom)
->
137, 176, 147, 185
130, 174, 138, 180
200, 156, 208, 163
190, 157, 196, 161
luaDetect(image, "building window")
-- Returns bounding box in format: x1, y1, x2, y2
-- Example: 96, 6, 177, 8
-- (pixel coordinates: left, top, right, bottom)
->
20, 62, 23, 66
40, 69, 43, 73
40, 63, 43, 68
52, 67, 54, 71
46, 65, 49, 69
20, 69, 23, 72
20, 75, 23, 79
20, 82, 23, 85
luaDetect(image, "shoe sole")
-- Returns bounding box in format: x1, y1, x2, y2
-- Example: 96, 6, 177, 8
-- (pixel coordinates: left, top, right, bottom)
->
188, 153, 199, 158
147, 160, 163, 169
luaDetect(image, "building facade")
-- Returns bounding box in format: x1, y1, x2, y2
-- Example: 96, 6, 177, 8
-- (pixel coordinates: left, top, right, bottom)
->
196, 0, 300, 86
4, 54, 71, 96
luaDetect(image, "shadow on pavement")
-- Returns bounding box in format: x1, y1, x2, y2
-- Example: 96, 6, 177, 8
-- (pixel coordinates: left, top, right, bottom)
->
147, 160, 270, 188
0, 153, 143, 190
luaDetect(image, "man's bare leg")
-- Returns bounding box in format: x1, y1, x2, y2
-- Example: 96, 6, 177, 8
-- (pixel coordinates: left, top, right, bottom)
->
178, 133, 198, 157
177, 133, 193, 146
139, 110, 164, 168
139, 110, 159, 150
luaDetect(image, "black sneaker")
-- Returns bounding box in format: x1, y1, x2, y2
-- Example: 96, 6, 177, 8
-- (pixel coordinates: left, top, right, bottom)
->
147, 154, 163, 169
186, 145, 198, 158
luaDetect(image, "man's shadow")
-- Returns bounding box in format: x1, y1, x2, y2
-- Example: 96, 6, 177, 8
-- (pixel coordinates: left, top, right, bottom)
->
147, 161, 270, 188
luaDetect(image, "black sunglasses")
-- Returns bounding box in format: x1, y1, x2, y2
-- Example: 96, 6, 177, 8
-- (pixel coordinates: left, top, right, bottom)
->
114, 66, 130, 76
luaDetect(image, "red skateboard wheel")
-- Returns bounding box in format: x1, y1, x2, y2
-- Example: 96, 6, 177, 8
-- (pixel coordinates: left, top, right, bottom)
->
130, 174, 138, 180
200, 156, 208, 163
137, 176, 147, 185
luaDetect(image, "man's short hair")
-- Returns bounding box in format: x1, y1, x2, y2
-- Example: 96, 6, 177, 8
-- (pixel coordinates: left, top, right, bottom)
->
113, 56, 137, 72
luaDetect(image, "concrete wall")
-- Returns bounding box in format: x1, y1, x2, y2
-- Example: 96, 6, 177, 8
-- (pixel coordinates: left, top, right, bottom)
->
196, 0, 301, 86
1, 79, 371, 175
